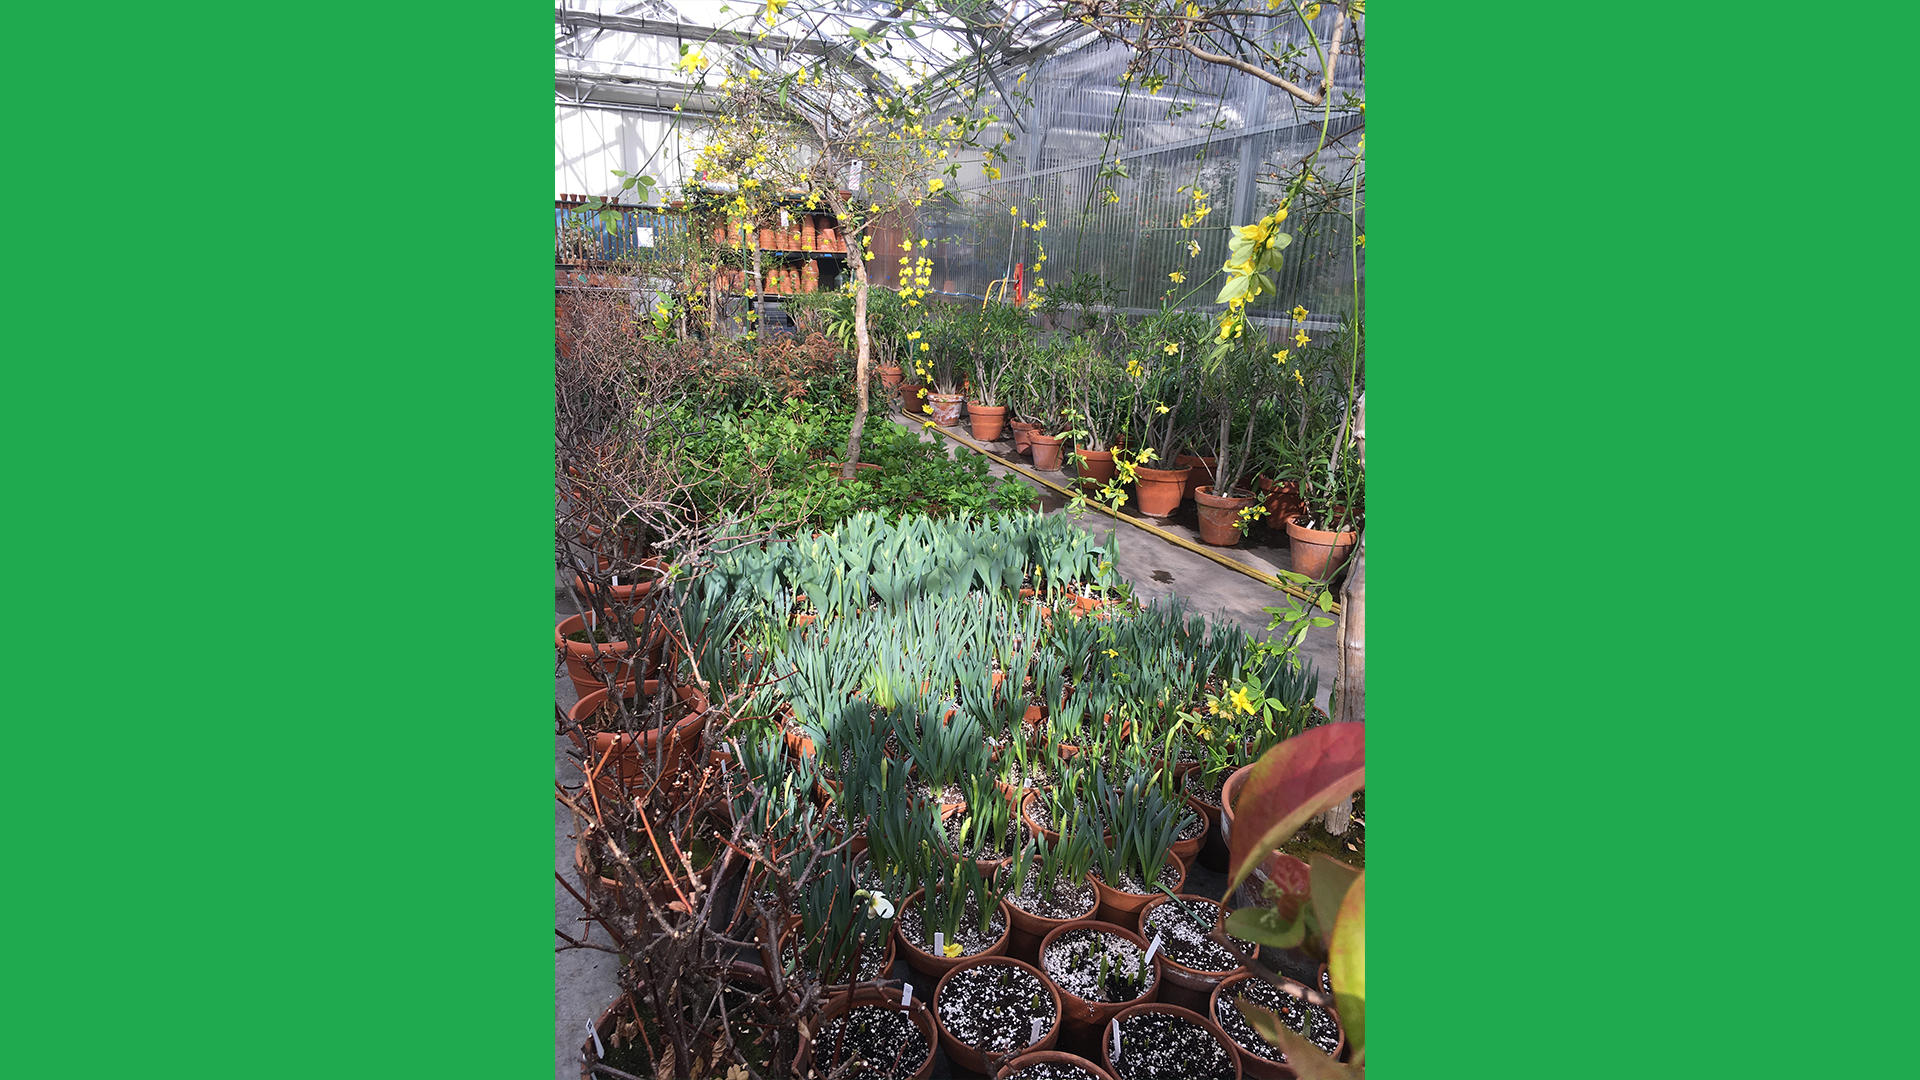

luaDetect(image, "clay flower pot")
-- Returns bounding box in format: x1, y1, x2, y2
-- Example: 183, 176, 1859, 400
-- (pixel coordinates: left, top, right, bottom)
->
1137, 894, 1243, 1014
1283, 515, 1358, 581
1208, 970, 1345, 1080
1004, 867, 1101, 964
1075, 448, 1117, 486
896, 887, 1013, 981
1029, 432, 1065, 471
1090, 858, 1187, 932
1102, 1002, 1242, 1080
794, 986, 939, 1080
1256, 476, 1304, 534
969, 402, 1009, 442
928, 392, 966, 427
1038, 920, 1159, 1044
932, 955, 1063, 1075
899, 381, 930, 415
878, 364, 905, 388
1009, 419, 1040, 454
1193, 486, 1258, 547
572, 556, 669, 606
1132, 464, 1192, 517
1175, 454, 1217, 501
555, 611, 661, 698
568, 682, 708, 791
995, 1049, 1119, 1080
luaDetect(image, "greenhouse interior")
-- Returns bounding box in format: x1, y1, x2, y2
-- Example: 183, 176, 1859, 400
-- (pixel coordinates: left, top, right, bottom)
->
555, 3, 1365, 1078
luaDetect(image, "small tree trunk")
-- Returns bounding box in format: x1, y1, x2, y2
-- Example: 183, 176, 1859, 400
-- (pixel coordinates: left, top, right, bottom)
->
841, 239, 871, 479
1334, 393, 1365, 730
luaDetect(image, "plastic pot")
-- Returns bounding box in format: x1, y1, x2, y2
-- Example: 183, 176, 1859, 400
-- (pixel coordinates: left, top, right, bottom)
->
932, 955, 1063, 1075
794, 986, 939, 1080
1137, 894, 1242, 1013
1038, 920, 1159, 1045
1193, 486, 1258, 547
896, 887, 1013, 981
1209, 970, 1345, 1080
1102, 1002, 1242, 1080
1090, 858, 1187, 932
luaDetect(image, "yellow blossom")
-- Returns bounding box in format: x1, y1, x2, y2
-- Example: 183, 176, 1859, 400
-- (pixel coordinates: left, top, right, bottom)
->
1294, 329, 1311, 347
1104, 649, 1118, 658
942, 942, 963, 958
1273, 349, 1290, 364
1291, 305, 1309, 321
1230, 686, 1256, 715
1010, 206, 1019, 216
1187, 240, 1201, 257
920, 342, 930, 351
1168, 271, 1185, 283
1356, 233, 1365, 247
1294, 368, 1305, 387
1163, 342, 1179, 355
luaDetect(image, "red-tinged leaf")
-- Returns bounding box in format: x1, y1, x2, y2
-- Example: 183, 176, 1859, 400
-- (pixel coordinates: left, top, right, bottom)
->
1309, 854, 1361, 948
1233, 999, 1363, 1080
1330, 872, 1365, 1062
1224, 723, 1366, 896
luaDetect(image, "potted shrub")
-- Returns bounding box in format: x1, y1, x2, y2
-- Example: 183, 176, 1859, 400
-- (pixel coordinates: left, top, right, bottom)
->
1037, 920, 1159, 1043
1056, 323, 1129, 488
933, 955, 1064, 1074
1208, 971, 1345, 1080
1191, 335, 1276, 547
968, 303, 1029, 443
920, 304, 968, 427
1101, 1002, 1241, 1080
1024, 338, 1071, 470
1113, 312, 1205, 516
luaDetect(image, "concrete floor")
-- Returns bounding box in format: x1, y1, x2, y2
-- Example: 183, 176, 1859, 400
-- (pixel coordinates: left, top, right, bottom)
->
554, 413, 1343, 1078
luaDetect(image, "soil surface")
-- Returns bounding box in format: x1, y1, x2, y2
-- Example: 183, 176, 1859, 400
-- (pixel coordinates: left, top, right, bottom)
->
1002, 1063, 1104, 1080
1215, 975, 1343, 1062
1008, 874, 1097, 922
1140, 900, 1240, 973
808, 1004, 929, 1079
1042, 927, 1154, 1004
1109, 1010, 1235, 1080
898, 893, 1006, 958
936, 962, 1055, 1055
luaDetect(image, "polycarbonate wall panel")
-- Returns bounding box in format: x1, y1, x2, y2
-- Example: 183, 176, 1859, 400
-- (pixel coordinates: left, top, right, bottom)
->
930, 16, 1361, 327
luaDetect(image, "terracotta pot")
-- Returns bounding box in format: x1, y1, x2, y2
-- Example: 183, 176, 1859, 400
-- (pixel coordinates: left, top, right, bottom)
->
1137, 894, 1242, 1013
794, 986, 939, 1080
969, 402, 1009, 442
555, 611, 663, 698
569, 683, 707, 789
1010, 420, 1040, 454
933, 955, 1064, 1074
758, 227, 776, 249
1005, 871, 1100, 964
1038, 920, 1159, 1044
572, 556, 669, 606
995, 1049, 1118, 1080
1102, 1002, 1242, 1080
581, 962, 789, 1079
1132, 464, 1192, 517
938, 801, 1019, 878
571, 804, 721, 901
928, 392, 966, 427
1209, 970, 1344, 1079
1193, 486, 1258, 547
1075, 448, 1117, 486
1282, 516, 1358, 581
878, 364, 905, 388
1170, 822, 1206, 874
1256, 476, 1304, 534
899, 381, 930, 415
1174, 454, 1216, 501
896, 887, 1013, 981
1090, 858, 1186, 932
1029, 432, 1065, 471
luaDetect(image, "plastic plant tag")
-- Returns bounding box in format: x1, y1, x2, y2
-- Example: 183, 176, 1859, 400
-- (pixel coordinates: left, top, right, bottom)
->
933, 931, 945, 956
1031, 1017, 1046, 1044
901, 982, 913, 1008
1143, 932, 1164, 965
1112, 1023, 1122, 1060
586, 1019, 604, 1059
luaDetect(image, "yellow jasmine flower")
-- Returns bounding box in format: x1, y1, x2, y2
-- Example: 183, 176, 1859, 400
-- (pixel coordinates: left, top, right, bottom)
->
920, 342, 930, 351
1291, 305, 1310, 321
928, 178, 945, 195
1294, 368, 1306, 387
1033, 218, 1046, 230
869, 203, 880, 213
1168, 271, 1186, 283
1163, 342, 1179, 355
942, 941, 963, 958
1356, 233, 1366, 247
1104, 649, 1119, 658
1010, 206, 1019, 216
919, 238, 929, 248
1294, 329, 1311, 347
1155, 404, 1170, 414
1273, 349, 1290, 364
1230, 686, 1256, 715
1187, 240, 1201, 257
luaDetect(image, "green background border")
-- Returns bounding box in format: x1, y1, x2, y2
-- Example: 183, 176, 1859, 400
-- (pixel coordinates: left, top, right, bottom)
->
6, 3, 1906, 1076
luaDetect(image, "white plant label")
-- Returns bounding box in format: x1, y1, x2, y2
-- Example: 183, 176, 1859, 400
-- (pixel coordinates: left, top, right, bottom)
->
933, 932, 945, 957
1112, 1024, 1123, 1060
1030, 1017, 1046, 1044
611, 575, 620, 586
900, 982, 913, 1008
1144, 932, 1164, 965
586, 1019, 604, 1059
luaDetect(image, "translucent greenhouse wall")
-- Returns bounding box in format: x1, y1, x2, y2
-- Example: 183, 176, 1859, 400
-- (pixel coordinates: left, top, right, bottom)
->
925, 20, 1362, 329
